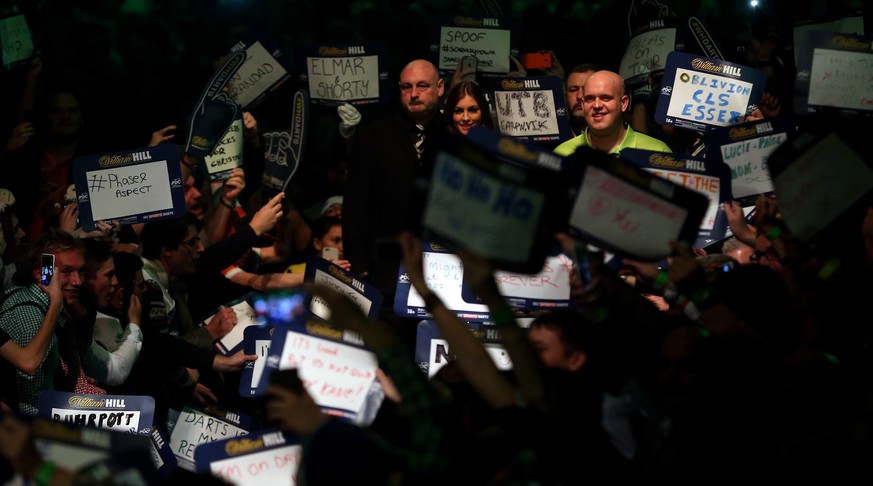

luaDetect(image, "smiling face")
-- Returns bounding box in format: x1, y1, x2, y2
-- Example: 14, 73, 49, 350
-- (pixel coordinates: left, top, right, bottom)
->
53, 249, 85, 305
452, 95, 483, 136
582, 71, 629, 138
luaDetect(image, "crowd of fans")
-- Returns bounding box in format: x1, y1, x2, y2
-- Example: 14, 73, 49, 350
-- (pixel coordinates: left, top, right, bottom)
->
0, 0, 871, 484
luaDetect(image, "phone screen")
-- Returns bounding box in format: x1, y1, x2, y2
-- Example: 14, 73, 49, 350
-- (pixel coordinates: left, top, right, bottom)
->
461, 56, 477, 82
321, 247, 340, 261
40, 254, 55, 286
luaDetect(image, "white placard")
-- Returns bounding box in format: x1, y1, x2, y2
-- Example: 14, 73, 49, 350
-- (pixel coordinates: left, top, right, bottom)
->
86, 160, 173, 222
494, 88, 561, 137
307, 55, 379, 102
666, 68, 753, 127
228, 41, 289, 109
438, 26, 511, 73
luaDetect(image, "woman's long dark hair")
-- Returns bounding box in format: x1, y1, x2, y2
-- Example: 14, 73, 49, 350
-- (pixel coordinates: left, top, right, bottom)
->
442, 81, 494, 135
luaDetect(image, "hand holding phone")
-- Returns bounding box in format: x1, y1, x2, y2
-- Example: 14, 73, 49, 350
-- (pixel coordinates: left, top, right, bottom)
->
460, 55, 478, 82
40, 254, 54, 286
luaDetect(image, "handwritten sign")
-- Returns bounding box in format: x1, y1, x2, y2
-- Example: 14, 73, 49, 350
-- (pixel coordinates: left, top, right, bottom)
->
202, 117, 244, 181
769, 131, 873, 242
301, 43, 387, 106
227, 38, 290, 110
793, 30, 873, 117
394, 245, 491, 321
415, 129, 566, 273
707, 117, 792, 205
414, 320, 513, 376
429, 338, 512, 378
621, 148, 733, 248
435, 15, 513, 74
620, 23, 677, 87
269, 325, 378, 416
169, 406, 249, 472
0, 13, 33, 70
72, 144, 186, 231
38, 392, 154, 435
655, 51, 767, 131
492, 76, 572, 143
195, 429, 301, 486
212, 298, 259, 356
565, 148, 707, 260
460, 253, 572, 312
239, 326, 274, 397
793, 12, 864, 65
304, 256, 381, 321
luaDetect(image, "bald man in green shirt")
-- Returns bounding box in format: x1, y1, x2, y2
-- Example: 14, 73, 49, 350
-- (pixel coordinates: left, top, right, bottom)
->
554, 70, 671, 157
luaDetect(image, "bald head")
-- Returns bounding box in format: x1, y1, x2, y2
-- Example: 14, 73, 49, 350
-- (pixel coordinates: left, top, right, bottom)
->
398, 59, 444, 122
582, 70, 630, 141
585, 70, 627, 98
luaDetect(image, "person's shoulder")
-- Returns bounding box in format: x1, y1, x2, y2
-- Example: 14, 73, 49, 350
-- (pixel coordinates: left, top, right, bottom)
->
0, 285, 44, 324
554, 134, 586, 156
627, 126, 672, 152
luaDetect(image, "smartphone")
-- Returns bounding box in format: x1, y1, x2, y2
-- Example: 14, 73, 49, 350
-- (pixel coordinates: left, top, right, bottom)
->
40, 253, 54, 286
520, 51, 552, 70
460, 55, 478, 82
321, 247, 340, 261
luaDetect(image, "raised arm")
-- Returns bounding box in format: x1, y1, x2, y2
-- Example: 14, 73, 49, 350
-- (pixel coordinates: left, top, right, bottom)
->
0, 276, 64, 376
398, 231, 517, 409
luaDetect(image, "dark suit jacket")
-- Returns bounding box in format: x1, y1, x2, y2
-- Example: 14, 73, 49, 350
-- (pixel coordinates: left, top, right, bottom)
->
343, 111, 440, 296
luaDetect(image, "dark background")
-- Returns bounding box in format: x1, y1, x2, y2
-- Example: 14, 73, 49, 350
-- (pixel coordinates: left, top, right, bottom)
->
0, 0, 867, 209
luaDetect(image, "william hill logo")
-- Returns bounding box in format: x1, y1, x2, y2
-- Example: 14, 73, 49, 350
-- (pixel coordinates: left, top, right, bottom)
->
690, 58, 742, 76
501, 79, 525, 89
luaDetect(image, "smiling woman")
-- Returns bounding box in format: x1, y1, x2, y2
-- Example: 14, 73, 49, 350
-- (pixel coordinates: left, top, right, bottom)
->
441, 81, 494, 136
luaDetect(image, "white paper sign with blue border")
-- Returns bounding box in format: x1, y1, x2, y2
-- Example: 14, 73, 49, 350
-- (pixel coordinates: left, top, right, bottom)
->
459, 251, 572, 314
491, 76, 573, 144
194, 428, 302, 486
620, 19, 679, 88
767, 131, 873, 243
564, 147, 709, 260
300, 42, 389, 106
258, 319, 378, 423
793, 30, 873, 118
38, 391, 155, 435
706, 116, 793, 206
415, 320, 513, 377
169, 405, 251, 472
211, 294, 260, 356
303, 255, 382, 321
394, 241, 491, 322
239, 325, 275, 397
654, 51, 767, 132
202, 115, 244, 181
432, 14, 519, 75
417, 129, 565, 274
620, 148, 732, 248
227, 35, 291, 111
0, 13, 34, 71
72, 144, 186, 232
